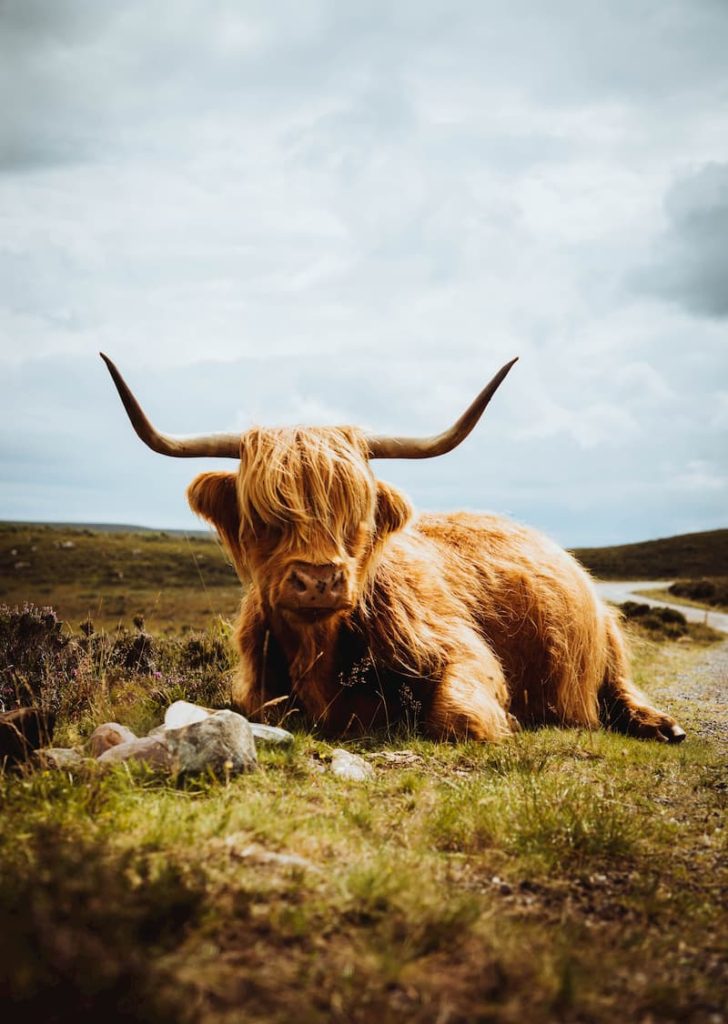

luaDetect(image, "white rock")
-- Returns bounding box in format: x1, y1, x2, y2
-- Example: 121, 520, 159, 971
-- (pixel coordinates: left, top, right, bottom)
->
330, 748, 374, 782
250, 723, 295, 748
165, 710, 257, 774
164, 700, 211, 730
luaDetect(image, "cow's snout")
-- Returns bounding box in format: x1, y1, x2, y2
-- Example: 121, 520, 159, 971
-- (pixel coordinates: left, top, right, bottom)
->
281, 562, 348, 613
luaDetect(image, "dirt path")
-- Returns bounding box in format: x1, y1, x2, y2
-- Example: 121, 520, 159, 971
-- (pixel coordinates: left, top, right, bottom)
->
595, 580, 728, 634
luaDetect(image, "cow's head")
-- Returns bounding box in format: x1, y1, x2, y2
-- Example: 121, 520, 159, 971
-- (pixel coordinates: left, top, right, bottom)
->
100, 354, 516, 628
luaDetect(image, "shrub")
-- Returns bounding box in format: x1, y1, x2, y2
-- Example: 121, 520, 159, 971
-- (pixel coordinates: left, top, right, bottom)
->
0, 604, 82, 715
669, 577, 728, 607
0, 604, 234, 728
619, 602, 688, 640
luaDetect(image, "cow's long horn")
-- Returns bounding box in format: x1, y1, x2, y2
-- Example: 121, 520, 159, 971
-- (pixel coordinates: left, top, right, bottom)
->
100, 353, 241, 458
366, 357, 518, 459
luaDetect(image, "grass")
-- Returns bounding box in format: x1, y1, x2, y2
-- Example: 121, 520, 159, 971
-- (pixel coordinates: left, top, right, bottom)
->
1, 614, 726, 1021
1, 716, 726, 1022
1, 523, 727, 1021
0, 522, 240, 631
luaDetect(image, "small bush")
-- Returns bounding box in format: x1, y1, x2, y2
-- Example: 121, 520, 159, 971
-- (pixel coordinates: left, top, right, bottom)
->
669, 577, 728, 607
619, 602, 688, 639
0, 604, 83, 715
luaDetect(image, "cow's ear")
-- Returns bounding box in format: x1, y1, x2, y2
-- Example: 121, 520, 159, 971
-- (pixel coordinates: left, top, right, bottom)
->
374, 480, 412, 538
187, 472, 243, 570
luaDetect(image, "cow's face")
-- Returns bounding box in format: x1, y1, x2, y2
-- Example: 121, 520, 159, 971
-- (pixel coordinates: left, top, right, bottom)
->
187, 426, 412, 627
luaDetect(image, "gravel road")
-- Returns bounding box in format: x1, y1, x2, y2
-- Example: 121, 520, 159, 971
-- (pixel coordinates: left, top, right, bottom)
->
658, 640, 728, 745
595, 580, 728, 635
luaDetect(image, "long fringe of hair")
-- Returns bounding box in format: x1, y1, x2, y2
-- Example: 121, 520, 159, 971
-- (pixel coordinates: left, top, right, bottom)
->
237, 426, 375, 557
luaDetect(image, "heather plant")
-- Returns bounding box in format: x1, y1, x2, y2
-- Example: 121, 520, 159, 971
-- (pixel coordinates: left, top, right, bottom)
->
0, 604, 83, 715
0, 603, 234, 728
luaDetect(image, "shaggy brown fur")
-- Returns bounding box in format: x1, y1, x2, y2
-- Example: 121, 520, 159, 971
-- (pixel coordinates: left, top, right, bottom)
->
188, 425, 685, 743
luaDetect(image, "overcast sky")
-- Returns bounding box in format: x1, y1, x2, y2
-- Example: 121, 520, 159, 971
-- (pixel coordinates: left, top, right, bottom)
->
1, 0, 726, 547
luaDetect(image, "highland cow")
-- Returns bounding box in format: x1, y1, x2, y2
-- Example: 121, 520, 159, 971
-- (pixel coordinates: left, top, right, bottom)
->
101, 354, 685, 744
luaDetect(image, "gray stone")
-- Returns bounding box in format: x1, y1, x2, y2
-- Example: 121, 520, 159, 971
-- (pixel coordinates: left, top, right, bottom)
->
330, 748, 374, 782
165, 710, 257, 774
250, 723, 295, 748
88, 722, 137, 758
34, 747, 87, 771
223, 837, 321, 873
97, 735, 173, 770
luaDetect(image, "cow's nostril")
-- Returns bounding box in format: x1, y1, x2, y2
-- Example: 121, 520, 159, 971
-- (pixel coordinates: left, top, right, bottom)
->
291, 572, 307, 594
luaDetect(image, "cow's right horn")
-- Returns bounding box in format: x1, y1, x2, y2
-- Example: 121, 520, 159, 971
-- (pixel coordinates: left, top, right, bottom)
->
100, 354, 242, 458
365, 357, 518, 459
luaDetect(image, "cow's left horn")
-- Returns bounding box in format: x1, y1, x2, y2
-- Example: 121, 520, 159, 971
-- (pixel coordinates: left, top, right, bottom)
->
100, 354, 241, 458
366, 357, 518, 459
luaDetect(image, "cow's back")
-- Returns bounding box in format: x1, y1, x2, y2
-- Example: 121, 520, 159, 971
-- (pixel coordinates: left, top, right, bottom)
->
413, 512, 608, 726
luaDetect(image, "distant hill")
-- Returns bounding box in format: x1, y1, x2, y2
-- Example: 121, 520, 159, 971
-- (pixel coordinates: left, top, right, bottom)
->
1, 520, 208, 537
2, 519, 727, 619
572, 529, 728, 580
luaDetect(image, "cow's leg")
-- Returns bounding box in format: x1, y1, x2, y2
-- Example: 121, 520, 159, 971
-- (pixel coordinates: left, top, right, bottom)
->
425, 632, 515, 742
232, 608, 296, 723
598, 614, 686, 743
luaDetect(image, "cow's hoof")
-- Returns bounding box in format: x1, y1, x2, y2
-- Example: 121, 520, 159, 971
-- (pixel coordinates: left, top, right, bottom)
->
662, 723, 686, 744
645, 720, 687, 744
625, 714, 687, 744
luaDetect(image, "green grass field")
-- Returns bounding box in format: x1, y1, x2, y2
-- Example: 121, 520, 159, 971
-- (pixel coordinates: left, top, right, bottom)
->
1, 522, 727, 1022
0, 521, 240, 632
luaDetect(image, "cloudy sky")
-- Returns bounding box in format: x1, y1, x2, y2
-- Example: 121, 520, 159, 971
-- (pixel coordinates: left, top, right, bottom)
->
1, 0, 726, 547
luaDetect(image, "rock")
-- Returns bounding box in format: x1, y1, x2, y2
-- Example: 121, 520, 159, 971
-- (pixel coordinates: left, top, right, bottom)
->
164, 700, 211, 730
367, 749, 422, 768
87, 722, 137, 757
0, 707, 55, 765
165, 710, 257, 775
97, 735, 173, 770
330, 748, 374, 782
34, 747, 87, 771
222, 836, 321, 872
250, 723, 295, 748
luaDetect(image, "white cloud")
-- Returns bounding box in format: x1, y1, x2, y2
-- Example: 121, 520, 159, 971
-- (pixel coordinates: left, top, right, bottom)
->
670, 460, 727, 493
0, 0, 726, 545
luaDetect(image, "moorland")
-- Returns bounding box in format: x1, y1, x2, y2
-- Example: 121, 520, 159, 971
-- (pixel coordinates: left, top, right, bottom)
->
0, 521, 726, 1023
